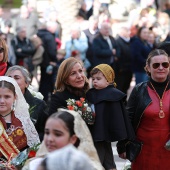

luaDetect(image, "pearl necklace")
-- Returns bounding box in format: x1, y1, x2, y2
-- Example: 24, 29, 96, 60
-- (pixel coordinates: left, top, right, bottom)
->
150, 81, 169, 118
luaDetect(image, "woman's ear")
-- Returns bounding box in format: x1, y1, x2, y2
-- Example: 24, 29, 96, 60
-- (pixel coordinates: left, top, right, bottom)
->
70, 134, 78, 145
146, 64, 151, 73
25, 81, 29, 88
65, 81, 69, 85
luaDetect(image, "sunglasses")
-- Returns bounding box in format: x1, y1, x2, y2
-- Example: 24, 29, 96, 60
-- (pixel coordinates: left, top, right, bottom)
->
0, 47, 4, 53
152, 62, 170, 69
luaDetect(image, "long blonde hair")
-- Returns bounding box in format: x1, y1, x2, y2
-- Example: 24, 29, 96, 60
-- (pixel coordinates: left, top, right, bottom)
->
0, 38, 8, 62
54, 57, 89, 95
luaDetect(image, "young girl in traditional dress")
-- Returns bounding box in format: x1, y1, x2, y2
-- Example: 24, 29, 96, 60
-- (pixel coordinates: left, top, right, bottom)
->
0, 76, 39, 160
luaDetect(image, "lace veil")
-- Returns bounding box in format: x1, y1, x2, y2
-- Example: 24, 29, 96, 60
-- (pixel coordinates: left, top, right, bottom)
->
0, 76, 40, 146
36, 109, 104, 170
63, 109, 104, 170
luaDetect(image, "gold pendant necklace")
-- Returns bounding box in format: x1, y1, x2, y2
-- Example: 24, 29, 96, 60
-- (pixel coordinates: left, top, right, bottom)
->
150, 81, 169, 118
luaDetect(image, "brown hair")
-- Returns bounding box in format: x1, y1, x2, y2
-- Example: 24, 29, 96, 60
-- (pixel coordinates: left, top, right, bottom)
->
0, 38, 8, 62
0, 80, 15, 96
49, 111, 75, 137
54, 57, 89, 96
144, 49, 169, 76
90, 67, 100, 76
136, 26, 147, 39
48, 110, 80, 147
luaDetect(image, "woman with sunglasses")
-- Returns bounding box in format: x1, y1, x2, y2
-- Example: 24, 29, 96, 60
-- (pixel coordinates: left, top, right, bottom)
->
118, 49, 170, 169
0, 37, 11, 76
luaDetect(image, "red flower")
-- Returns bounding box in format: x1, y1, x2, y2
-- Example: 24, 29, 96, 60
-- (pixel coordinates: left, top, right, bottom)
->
82, 107, 86, 111
76, 101, 83, 107
66, 98, 95, 125
71, 50, 78, 57
67, 105, 74, 110
80, 98, 85, 102
28, 150, 36, 158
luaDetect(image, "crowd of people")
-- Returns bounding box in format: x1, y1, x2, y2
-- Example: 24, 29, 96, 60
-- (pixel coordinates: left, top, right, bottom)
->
0, 0, 169, 170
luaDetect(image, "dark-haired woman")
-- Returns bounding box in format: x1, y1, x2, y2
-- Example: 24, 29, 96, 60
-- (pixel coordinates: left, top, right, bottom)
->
23, 109, 104, 170
130, 26, 151, 84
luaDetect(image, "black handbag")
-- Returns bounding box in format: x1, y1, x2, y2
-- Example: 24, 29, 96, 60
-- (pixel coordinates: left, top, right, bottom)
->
126, 140, 143, 162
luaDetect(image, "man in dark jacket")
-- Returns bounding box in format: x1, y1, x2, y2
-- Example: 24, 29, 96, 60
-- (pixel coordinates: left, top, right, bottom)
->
92, 22, 120, 69
116, 26, 133, 95
11, 26, 35, 73
83, 15, 99, 77
37, 21, 57, 102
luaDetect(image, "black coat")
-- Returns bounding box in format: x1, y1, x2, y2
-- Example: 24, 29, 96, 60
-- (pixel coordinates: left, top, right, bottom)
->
127, 80, 170, 131
83, 29, 99, 66
37, 29, 57, 68
116, 36, 132, 72
11, 36, 35, 62
130, 36, 151, 72
117, 80, 170, 154
24, 89, 48, 141
86, 85, 135, 142
49, 89, 81, 115
5, 62, 11, 74
92, 33, 120, 67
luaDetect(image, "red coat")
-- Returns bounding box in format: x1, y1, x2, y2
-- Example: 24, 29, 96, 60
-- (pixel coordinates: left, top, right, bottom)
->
132, 87, 170, 170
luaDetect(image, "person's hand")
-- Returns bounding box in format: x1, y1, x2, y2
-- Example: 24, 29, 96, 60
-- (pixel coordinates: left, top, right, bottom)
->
165, 139, 170, 150
17, 48, 22, 52
114, 56, 118, 61
46, 65, 53, 75
49, 61, 56, 66
119, 152, 126, 159
112, 49, 116, 55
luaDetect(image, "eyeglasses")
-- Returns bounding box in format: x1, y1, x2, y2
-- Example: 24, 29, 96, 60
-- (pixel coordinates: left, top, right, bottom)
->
152, 62, 170, 69
0, 47, 4, 53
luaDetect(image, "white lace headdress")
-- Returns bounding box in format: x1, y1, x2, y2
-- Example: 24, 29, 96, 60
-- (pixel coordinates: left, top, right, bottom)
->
35, 109, 104, 170
0, 76, 40, 146
58, 109, 104, 170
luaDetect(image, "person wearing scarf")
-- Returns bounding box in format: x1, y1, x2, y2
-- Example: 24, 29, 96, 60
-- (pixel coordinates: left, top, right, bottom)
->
0, 76, 40, 161
0, 37, 11, 76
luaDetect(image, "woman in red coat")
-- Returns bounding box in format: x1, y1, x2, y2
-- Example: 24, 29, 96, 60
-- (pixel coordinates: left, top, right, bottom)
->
119, 49, 170, 169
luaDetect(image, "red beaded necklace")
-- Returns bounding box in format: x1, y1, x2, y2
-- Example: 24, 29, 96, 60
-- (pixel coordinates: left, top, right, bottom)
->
150, 81, 169, 118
